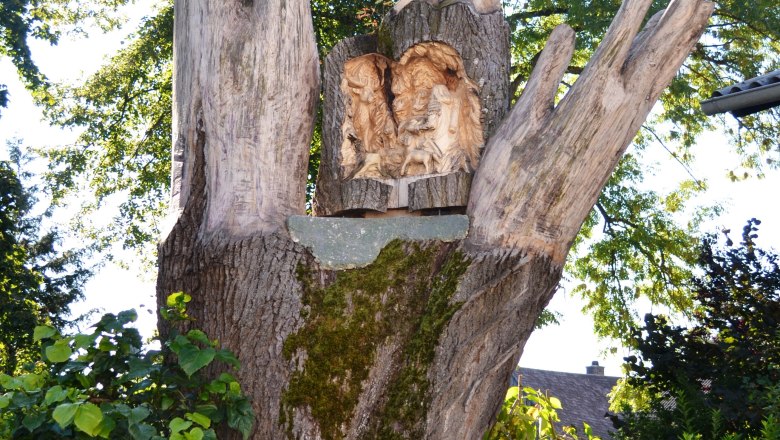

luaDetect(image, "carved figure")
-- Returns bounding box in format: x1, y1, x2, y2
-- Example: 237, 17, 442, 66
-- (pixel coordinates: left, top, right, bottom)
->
339, 42, 483, 180
341, 55, 397, 179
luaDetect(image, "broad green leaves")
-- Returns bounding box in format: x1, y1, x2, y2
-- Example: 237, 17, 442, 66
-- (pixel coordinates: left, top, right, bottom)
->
52, 402, 79, 428
73, 403, 104, 436
33, 325, 56, 341
45, 339, 73, 362
485, 386, 599, 440
0, 293, 254, 439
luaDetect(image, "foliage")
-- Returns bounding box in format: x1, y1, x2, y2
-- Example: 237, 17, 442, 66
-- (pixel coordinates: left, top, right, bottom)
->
0, 0, 133, 111
0, 292, 254, 439
505, 0, 780, 173
0, 141, 91, 375
567, 154, 716, 341
485, 386, 600, 440
615, 219, 780, 438
38, 4, 173, 252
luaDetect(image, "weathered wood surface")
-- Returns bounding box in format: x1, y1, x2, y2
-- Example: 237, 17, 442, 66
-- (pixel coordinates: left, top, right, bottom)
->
469, 0, 714, 264
161, 0, 714, 438
409, 172, 472, 211
340, 178, 391, 213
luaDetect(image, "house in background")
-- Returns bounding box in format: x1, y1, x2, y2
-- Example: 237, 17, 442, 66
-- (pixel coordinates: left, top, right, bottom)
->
701, 69, 780, 117
511, 362, 619, 439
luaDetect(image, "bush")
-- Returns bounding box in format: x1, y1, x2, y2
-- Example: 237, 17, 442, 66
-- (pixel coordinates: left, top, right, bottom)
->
0, 292, 253, 439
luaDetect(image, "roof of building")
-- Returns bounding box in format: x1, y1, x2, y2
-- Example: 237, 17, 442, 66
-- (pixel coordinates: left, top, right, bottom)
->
701, 69, 780, 117
512, 366, 619, 439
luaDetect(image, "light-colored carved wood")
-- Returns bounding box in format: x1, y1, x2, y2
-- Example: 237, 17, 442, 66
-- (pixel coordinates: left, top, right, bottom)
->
313, 3, 509, 216
340, 43, 483, 180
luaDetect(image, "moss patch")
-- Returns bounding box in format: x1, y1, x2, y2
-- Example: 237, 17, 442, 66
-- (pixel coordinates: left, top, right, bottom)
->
280, 240, 468, 439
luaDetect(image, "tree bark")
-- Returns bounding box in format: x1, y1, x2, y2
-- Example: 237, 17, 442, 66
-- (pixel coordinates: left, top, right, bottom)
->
159, 0, 713, 438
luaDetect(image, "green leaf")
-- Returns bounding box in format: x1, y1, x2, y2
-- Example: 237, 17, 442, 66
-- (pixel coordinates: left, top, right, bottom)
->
214, 349, 240, 368
45, 385, 69, 405
96, 415, 116, 438
11, 391, 37, 407
194, 404, 219, 420
227, 399, 254, 440
186, 412, 211, 428
161, 396, 175, 411
129, 405, 151, 424
23, 411, 47, 432
170, 417, 193, 434
0, 392, 11, 408
128, 422, 156, 440
19, 373, 44, 391
74, 402, 104, 436
178, 346, 216, 377
504, 386, 519, 401
53, 402, 79, 428
45, 339, 73, 363
184, 427, 204, 440
549, 396, 562, 409
186, 329, 210, 345
166, 292, 191, 306
118, 309, 139, 324
74, 333, 97, 349
33, 325, 57, 341
0, 373, 21, 390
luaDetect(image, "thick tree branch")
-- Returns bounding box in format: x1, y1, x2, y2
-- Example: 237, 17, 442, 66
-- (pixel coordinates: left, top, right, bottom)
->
170, 0, 320, 239
468, 0, 714, 263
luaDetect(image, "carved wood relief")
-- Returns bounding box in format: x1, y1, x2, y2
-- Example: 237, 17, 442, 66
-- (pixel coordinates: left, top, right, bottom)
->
341, 43, 483, 180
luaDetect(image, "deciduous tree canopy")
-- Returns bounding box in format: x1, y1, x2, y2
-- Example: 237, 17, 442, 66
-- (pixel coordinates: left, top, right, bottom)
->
0, 144, 91, 374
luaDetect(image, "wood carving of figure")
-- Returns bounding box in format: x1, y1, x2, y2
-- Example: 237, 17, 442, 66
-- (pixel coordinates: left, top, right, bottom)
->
339, 42, 484, 180
341, 55, 396, 179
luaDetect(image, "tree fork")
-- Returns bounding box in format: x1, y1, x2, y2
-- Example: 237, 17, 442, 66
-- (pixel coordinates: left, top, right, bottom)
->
159, 0, 713, 438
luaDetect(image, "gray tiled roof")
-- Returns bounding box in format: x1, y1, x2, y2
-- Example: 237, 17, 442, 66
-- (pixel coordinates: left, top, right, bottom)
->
512, 367, 619, 439
701, 69, 780, 116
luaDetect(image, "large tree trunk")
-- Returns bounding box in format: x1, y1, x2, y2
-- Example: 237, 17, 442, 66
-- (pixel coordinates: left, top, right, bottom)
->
158, 0, 713, 438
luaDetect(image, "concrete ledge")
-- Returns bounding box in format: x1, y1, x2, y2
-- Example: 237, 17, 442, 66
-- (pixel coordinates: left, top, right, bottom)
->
287, 215, 469, 269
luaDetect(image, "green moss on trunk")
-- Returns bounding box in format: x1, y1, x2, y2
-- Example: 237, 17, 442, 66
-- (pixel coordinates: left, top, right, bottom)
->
280, 240, 468, 439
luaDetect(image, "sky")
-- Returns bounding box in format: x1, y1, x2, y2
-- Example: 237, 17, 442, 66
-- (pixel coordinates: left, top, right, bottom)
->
1, 1, 778, 378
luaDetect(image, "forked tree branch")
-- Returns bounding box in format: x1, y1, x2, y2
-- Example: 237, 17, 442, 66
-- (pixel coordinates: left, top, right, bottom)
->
467, 0, 714, 263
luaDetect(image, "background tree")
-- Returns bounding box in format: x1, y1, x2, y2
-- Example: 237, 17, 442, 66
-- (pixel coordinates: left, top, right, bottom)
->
0, 142, 91, 374
0, 0, 134, 112
25, 0, 777, 345
617, 219, 780, 438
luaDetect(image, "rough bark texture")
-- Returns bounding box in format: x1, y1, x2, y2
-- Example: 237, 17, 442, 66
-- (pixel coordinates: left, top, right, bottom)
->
409, 172, 472, 211
161, 0, 713, 438
339, 178, 392, 213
